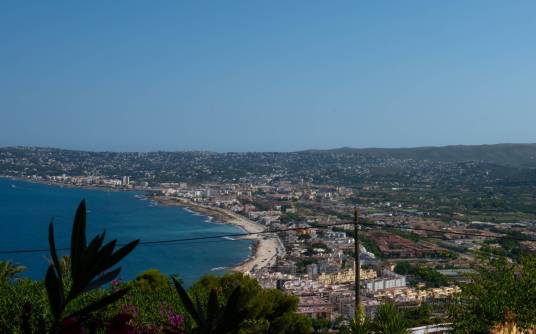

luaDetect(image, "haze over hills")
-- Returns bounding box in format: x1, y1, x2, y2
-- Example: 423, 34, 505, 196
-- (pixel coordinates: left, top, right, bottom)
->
2, 143, 536, 187
303, 143, 536, 168
4, 143, 536, 168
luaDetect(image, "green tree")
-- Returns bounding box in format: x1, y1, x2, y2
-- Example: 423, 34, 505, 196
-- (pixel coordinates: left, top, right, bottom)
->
341, 307, 373, 334
342, 302, 409, 334
172, 276, 248, 334
132, 268, 171, 292
449, 255, 536, 333
394, 262, 449, 288
403, 303, 432, 327
312, 318, 331, 333
372, 302, 410, 334
0, 261, 25, 282
186, 273, 312, 334
0, 279, 49, 333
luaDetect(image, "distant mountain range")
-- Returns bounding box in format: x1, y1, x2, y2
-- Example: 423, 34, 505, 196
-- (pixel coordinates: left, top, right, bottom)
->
302, 143, 536, 168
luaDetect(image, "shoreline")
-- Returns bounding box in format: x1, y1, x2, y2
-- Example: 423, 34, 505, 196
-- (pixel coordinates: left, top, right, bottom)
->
152, 196, 281, 273
0, 175, 135, 193
2, 176, 281, 274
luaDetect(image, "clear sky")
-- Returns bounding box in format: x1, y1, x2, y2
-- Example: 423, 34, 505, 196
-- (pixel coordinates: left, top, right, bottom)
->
1, 1, 536, 152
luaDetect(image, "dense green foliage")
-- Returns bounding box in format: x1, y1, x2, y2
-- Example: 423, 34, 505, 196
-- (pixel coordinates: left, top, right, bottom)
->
0, 260, 26, 282
187, 273, 312, 333
341, 302, 409, 334
373, 303, 410, 334
394, 262, 450, 287
449, 255, 536, 333
173, 276, 248, 334
402, 304, 433, 327
131, 268, 173, 292
0, 279, 50, 333
0, 274, 191, 333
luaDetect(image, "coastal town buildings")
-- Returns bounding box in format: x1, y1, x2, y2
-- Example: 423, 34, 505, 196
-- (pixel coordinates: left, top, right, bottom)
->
3, 147, 526, 329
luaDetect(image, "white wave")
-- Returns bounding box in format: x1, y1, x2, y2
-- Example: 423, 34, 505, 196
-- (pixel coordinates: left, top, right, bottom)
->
210, 266, 227, 271
184, 208, 200, 215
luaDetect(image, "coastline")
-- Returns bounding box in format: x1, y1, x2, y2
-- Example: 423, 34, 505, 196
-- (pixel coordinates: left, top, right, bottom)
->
152, 196, 281, 273
2, 176, 281, 274
0, 175, 133, 193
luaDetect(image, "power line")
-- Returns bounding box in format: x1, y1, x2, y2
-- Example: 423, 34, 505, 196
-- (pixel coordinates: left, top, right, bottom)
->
0, 221, 351, 255
0, 219, 534, 256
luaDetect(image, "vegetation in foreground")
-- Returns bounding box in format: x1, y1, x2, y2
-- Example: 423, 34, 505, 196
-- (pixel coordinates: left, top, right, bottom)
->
0, 200, 312, 333
0, 200, 535, 333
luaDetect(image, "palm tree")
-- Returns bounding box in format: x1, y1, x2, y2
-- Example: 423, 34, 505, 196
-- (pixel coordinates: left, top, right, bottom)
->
172, 276, 249, 334
343, 302, 409, 334
372, 302, 409, 334
342, 304, 373, 334
0, 260, 25, 282
346, 316, 373, 334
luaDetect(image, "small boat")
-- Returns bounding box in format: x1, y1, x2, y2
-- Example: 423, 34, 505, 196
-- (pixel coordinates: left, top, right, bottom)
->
10, 184, 16, 188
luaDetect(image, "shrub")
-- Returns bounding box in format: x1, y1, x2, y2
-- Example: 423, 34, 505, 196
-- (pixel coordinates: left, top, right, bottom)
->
449, 255, 536, 333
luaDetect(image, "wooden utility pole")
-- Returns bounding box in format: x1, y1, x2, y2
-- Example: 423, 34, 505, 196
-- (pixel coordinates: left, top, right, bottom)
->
354, 207, 361, 317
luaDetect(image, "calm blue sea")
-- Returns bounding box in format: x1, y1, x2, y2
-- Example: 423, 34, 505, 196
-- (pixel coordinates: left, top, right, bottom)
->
0, 178, 251, 286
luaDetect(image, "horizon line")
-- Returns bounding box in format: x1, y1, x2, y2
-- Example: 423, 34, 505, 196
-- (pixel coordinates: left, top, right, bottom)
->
1, 142, 536, 154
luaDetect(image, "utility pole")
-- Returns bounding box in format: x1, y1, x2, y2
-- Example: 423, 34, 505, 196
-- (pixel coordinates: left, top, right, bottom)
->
354, 207, 361, 317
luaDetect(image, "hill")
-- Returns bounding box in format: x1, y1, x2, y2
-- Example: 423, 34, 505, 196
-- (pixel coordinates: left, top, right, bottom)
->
302, 143, 536, 168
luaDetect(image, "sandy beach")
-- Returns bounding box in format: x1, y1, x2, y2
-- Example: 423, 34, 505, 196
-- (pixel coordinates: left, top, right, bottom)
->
152, 196, 282, 273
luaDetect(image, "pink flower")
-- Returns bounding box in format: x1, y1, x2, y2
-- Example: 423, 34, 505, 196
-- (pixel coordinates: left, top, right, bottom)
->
167, 313, 184, 328
159, 303, 184, 329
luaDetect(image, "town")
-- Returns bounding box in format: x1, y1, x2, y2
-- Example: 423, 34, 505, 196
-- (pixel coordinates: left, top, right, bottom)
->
2, 146, 536, 331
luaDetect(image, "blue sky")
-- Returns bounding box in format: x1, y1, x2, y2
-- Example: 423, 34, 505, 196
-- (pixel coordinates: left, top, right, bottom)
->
1, 1, 536, 152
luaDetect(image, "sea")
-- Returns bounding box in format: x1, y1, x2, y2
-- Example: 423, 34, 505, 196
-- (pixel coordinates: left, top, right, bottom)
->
0, 178, 252, 286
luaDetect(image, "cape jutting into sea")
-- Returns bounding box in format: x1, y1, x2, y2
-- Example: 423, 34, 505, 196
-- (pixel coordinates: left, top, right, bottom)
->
0, 178, 252, 286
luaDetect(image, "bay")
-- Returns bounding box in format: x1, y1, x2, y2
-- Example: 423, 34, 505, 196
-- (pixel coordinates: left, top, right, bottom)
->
0, 178, 251, 286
